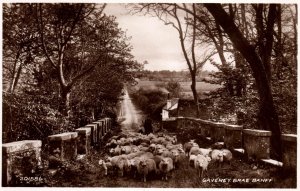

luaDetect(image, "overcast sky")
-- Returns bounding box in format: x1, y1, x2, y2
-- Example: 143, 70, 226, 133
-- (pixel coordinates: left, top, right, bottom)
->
104, 3, 217, 71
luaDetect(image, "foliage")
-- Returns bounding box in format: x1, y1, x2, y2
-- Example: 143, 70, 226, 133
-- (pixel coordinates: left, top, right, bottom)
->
165, 81, 182, 98
2, 92, 71, 143
2, 3, 140, 142
130, 88, 167, 120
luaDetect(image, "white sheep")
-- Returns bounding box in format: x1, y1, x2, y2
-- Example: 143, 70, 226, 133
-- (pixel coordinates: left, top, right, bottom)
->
140, 152, 154, 159
211, 149, 224, 162
174, 152, 185, 169
137, 158, 157, 182
189, 146, 202, 156
98, 159, 112, 176
131, 145, 139, 153
222, 149, 233, 165
210, 149, 224, 168
116, 157, 130, 177
148, 143, 157, 153
198, 148, 212, 157
158, 157, 174, 181
161, 149, 173, 159
184, 141, 198, 156
189, 154, 198, 167
121, 145, 132, 154
110, 145, 121, 156
194, 154, 211, 179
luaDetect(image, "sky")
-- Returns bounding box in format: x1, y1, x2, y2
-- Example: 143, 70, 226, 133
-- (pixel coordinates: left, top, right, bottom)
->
104, 3, 218, 71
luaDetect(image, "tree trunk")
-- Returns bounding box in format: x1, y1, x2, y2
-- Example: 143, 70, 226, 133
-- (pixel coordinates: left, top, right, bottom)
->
60, 85, 72, 117
191, 73, 200, 117
205, 4, 282, 160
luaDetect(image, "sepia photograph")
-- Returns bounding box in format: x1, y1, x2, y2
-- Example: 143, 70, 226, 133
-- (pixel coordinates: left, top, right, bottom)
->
1, 2, 298, 188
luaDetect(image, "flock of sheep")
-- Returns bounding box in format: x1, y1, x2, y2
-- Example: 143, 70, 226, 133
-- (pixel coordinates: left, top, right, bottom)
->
98, 132, 233, 182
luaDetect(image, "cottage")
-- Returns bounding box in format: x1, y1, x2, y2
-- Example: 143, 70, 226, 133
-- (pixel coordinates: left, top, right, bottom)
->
162, 98, 179, 121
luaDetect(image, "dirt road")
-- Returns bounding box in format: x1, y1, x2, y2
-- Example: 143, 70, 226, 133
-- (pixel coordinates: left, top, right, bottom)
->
118, 88, 144, 134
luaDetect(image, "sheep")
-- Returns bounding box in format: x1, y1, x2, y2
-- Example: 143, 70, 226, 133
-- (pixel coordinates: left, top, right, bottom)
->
189, 154, 198, 167
158, 157, 174, 181
151, 137, 166, 144
140, 142, 150, 147
170, 149, 180, 162
128, 157, 141, 178
222, 149, 233, 165
210, 149, 224, 168
189, 146, 202, 156
166, 143, 182, 151
105, 139, 117, 148
115, 157, 130, 177
161, 150, 173, 159
198, 148, 212, 157
148, 143, 157, 153
137, 158, 157, 182
162, 141, 173, 147
211, 149, 224, 162
194, 154, 211, 179
106, 155, 124, 176
151, 155, 163, 169
121, 145, 132, 154
110, 145, 122, 156
154, 148, 164, 156
148, 133, 156, 140
98, 159, 112, 176
140, 152, 154, 159
184, 141, 197, 156
174, 152, 185, 169
138, 146, 150, 152
126, 152, 142, 160
131, 145, 139, 153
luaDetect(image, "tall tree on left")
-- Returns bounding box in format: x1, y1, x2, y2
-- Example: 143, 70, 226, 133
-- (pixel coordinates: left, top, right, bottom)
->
31, 3, 134, 116
32, 4, 101, 116
3, 4, 39, 94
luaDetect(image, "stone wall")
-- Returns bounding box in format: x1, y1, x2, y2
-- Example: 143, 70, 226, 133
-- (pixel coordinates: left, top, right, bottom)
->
162, 117, 297, 172
281, 134, 297, 172
2, 117, 112, 187
2, 140, 42, 186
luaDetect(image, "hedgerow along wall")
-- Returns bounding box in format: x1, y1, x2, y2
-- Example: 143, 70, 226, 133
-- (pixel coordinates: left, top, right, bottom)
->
2, 118, 112, 186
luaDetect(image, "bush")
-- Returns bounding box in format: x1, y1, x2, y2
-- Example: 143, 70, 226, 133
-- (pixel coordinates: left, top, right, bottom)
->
3, 92, 72, 143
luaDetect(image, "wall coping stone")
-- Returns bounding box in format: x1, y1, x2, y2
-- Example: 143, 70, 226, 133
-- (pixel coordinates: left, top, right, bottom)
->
281, 134, 297, 142
2, 140, 42, 154
76, 127, 91, 135
212, 122, 225, 127
92, 121, 102, 126
224, 124, 243, 130
243, 129, 271, 136
48, 132, 78, 141
85, 124, 97, 128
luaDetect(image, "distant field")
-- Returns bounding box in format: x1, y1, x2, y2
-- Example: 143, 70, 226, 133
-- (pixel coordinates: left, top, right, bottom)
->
133, 80, 221, 97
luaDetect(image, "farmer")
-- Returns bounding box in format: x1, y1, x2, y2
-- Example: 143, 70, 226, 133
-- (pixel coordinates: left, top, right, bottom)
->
144, 116, 153, 135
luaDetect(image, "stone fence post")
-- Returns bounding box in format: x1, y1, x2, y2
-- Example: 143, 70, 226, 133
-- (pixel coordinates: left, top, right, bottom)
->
85, 124, 98, 146
224, 124, 243, 149
47, 132, 78, 168
2, 140, 42, 186
281, 134, 297, 172
243, 129, 271, 159
75, 128, 91, 155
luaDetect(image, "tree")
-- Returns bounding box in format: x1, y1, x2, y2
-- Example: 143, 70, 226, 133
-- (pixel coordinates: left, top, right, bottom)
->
131, 3, 215, 117
2, 3, 140, 142
204, 4, 282, 159
33, 4, 134, 116
3, 4, 39, 94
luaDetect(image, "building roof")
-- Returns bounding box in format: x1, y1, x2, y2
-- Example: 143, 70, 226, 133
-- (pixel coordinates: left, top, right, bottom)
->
163, 98, 179, 111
